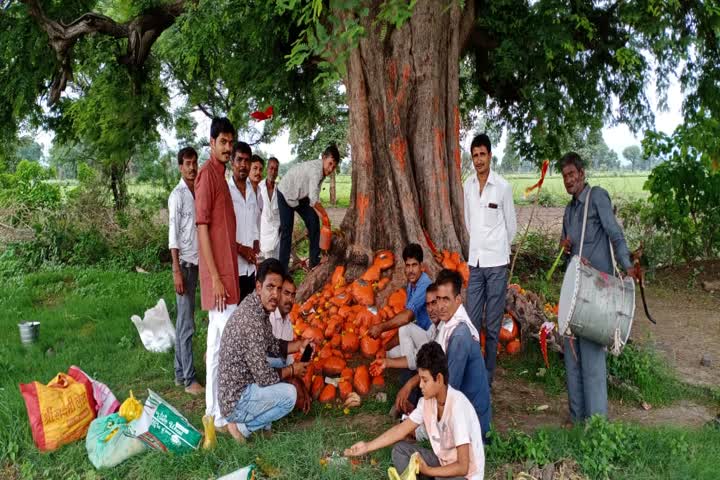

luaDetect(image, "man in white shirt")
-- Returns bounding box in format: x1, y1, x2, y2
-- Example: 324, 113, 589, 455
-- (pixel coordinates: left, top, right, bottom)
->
463, 133, 517, 387
276, 145, 339, 271
228, 141, 259, 302
168, 146, 204, 395
268, 274, 297, 367
259, 157, 280, 260
345, 341, 485, 480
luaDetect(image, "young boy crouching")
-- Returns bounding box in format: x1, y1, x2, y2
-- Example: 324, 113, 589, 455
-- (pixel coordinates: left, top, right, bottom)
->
345, 341, 485, 479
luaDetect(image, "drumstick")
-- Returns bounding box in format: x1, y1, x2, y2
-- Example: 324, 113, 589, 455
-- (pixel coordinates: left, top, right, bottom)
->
545, 245, 565, 281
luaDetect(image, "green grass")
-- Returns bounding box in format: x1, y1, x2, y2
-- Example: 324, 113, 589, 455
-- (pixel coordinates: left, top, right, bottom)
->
487, 419, 720, 479
0, 268, 394, 479
505, 173, 649, 206
3, 266, 717, 479
65, 172, 647, 211
317, 173, 649, 208
319, 175, 351, 208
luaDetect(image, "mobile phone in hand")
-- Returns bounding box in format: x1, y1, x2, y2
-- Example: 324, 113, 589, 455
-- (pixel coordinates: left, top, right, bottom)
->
301, 344, 313, 362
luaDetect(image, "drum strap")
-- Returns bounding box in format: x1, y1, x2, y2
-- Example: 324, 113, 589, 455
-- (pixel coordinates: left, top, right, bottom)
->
578, 187, 592, 260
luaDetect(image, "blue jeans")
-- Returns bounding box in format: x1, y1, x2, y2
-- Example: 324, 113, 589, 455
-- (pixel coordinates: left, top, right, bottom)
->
278, 191, 320, 272
226, 383, 297, 438
174, 262, 198, 387
564, 336, 608, 422
466, 264, 508, 386
267, 356, 290, 368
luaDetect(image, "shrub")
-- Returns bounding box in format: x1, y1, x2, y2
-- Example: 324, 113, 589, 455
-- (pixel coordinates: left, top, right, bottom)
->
576, 416, 638, 479
643, 127, 720, 262
616, 199, 675, 268
2, 164, 168, 272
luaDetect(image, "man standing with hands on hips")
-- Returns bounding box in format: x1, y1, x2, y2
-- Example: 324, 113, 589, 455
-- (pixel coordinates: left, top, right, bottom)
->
463, 133, 517, 387
195, 117, 240, 432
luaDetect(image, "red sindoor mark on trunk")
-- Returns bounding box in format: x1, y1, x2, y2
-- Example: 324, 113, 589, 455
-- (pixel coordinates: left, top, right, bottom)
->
357, 193, 370, 226
390, 136, 408, 171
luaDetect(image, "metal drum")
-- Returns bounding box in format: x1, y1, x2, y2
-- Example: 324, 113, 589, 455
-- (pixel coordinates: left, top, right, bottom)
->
558, 256, 635, 351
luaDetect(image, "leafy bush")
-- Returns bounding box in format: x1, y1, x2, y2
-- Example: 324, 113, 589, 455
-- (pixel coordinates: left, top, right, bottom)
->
616, 199, 676, 268
643, 126, 720, 262
2, 163, 168, 272
487, 429, 552, 466
577, 416, 637, 479
0, 160, 61, 217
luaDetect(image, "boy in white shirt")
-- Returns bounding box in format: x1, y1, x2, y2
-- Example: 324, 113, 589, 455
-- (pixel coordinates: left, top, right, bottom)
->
345, 341, 485, 480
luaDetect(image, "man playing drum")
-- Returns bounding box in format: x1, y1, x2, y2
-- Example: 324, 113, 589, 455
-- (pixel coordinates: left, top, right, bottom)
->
559, 152, 640, 423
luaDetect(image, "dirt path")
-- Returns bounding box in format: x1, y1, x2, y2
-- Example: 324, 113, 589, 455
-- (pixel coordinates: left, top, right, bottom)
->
491, 369, 716, 432
631, 263, 720, 387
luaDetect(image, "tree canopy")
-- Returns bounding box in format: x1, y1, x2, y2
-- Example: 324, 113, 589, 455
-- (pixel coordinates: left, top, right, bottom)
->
0, 0, 717, 181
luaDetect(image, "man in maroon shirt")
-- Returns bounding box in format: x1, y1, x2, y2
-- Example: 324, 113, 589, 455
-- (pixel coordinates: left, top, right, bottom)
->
195, 117, 240, 430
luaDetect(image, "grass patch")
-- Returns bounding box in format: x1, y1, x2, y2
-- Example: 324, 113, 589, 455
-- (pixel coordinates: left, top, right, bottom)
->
487, 418, 720, 480
0, 267, 398, 479
500, 342, 567, 396
2, 266, 716, 479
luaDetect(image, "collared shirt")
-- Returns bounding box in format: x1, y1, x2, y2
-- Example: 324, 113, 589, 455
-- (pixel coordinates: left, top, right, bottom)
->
218, 292, 289, 418
259, 180, 280, 253
195, 155, 239, 311
409, 386, 485, 480
277, 159, 325, 207
228, 176, 260, 277
269, 308, 294, 342
463, 170, 517, 267
406, 272, 432, 330
168, 179, 198, 265
562, 184, 633, 275
269, 308, 295, 364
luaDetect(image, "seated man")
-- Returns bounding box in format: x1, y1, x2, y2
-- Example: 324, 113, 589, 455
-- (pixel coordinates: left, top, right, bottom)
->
395, 269, 492, 442
368, 243, 433, 351
371, 283, 440, 374
268, 274, 298, 367
218, 259, 311, 442
345, 342, 485, 480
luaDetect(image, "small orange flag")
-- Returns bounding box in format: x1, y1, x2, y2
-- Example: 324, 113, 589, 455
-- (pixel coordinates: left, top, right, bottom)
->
524, 159, 550, 197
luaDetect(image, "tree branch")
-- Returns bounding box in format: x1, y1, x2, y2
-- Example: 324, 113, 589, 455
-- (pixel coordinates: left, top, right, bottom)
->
20, 0, 188, 104
195, 103, 213, 119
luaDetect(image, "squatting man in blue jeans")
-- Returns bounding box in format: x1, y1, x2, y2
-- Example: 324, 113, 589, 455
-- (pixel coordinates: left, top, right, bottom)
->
217, 258, 314, 442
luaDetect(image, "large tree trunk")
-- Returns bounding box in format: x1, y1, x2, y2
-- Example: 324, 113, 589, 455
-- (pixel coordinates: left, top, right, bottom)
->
298, 1, 476, 299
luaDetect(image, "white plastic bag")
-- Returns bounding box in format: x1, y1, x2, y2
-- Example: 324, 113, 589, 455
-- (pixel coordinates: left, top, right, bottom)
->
131, 299, 176, 353
217, 466, 256, 480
